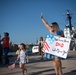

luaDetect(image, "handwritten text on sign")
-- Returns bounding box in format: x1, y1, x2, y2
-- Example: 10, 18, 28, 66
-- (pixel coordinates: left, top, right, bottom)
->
42, 35, 71, 58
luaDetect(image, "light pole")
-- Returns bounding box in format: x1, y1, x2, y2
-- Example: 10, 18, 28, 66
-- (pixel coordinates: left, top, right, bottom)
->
67, 10, 72, 31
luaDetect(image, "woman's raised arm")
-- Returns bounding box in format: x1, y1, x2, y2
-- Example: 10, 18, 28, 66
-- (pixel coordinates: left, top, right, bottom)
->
40, 13, 52, 32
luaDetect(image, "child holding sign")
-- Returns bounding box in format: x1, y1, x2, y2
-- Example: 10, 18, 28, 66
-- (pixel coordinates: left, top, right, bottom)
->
40, 13, 63, 75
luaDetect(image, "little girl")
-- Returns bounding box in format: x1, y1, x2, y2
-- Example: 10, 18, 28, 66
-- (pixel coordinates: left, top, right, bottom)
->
16, 43, 28, 75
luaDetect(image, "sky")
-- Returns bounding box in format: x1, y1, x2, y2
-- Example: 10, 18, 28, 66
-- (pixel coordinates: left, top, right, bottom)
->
0, 0, 76, 44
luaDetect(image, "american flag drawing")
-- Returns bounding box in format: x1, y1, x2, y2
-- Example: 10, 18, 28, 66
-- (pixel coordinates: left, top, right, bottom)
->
42, 42, 50, 52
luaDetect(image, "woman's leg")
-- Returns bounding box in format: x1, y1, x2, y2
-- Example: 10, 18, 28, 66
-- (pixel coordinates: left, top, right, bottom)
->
53, 58, 63, 75
58, 59, 63, 75
53, 59, 59, 75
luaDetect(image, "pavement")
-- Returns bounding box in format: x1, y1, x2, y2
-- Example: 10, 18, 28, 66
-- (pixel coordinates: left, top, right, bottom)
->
0, 51, 76, 75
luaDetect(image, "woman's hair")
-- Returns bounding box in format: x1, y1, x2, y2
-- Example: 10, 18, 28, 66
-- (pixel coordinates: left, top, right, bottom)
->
51, 22, 60, 32
20, 43, 26, 49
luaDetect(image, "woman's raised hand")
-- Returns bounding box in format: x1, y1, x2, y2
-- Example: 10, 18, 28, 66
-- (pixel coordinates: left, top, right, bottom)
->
40, 12, 43, 19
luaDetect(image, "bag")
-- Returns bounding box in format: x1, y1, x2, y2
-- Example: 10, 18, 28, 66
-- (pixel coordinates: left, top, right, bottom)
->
8, 63, 15, 71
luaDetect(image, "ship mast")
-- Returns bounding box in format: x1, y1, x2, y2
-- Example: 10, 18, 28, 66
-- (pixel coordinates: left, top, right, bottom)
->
66, 10, 72, 31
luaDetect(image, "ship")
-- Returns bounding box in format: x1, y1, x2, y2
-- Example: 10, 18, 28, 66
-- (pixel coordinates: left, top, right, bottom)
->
64, 10, 76, 50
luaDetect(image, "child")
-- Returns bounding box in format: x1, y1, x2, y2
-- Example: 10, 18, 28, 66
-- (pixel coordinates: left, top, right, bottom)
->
16, 43, 28, 75
38, 37, 44, 60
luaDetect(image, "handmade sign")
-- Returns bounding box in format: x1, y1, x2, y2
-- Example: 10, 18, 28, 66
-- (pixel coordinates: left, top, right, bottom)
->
42, 35, 71, 58
32, 46, 39, 53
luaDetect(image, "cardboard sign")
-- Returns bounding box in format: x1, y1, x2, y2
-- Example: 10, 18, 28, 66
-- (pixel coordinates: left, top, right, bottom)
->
32, 46, 39, 53
42, 35, 71, 58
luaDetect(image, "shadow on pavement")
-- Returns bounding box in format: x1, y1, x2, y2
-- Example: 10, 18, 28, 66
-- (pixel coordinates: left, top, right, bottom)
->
29, 67, 65, 75
0, 70, 22, 75
29, 68, 54, 75
64, 70, 76, 75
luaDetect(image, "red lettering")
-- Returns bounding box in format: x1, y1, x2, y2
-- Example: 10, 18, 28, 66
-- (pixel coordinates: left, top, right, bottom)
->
56, 42, 59, 46
61, 43, 64, 47
56, 42, 64, 48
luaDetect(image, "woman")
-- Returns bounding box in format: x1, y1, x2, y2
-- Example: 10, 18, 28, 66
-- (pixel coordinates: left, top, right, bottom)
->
40, 14, 63, 75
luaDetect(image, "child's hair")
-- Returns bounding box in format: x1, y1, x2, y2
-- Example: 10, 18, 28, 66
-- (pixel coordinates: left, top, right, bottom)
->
20, 43, 26, 49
